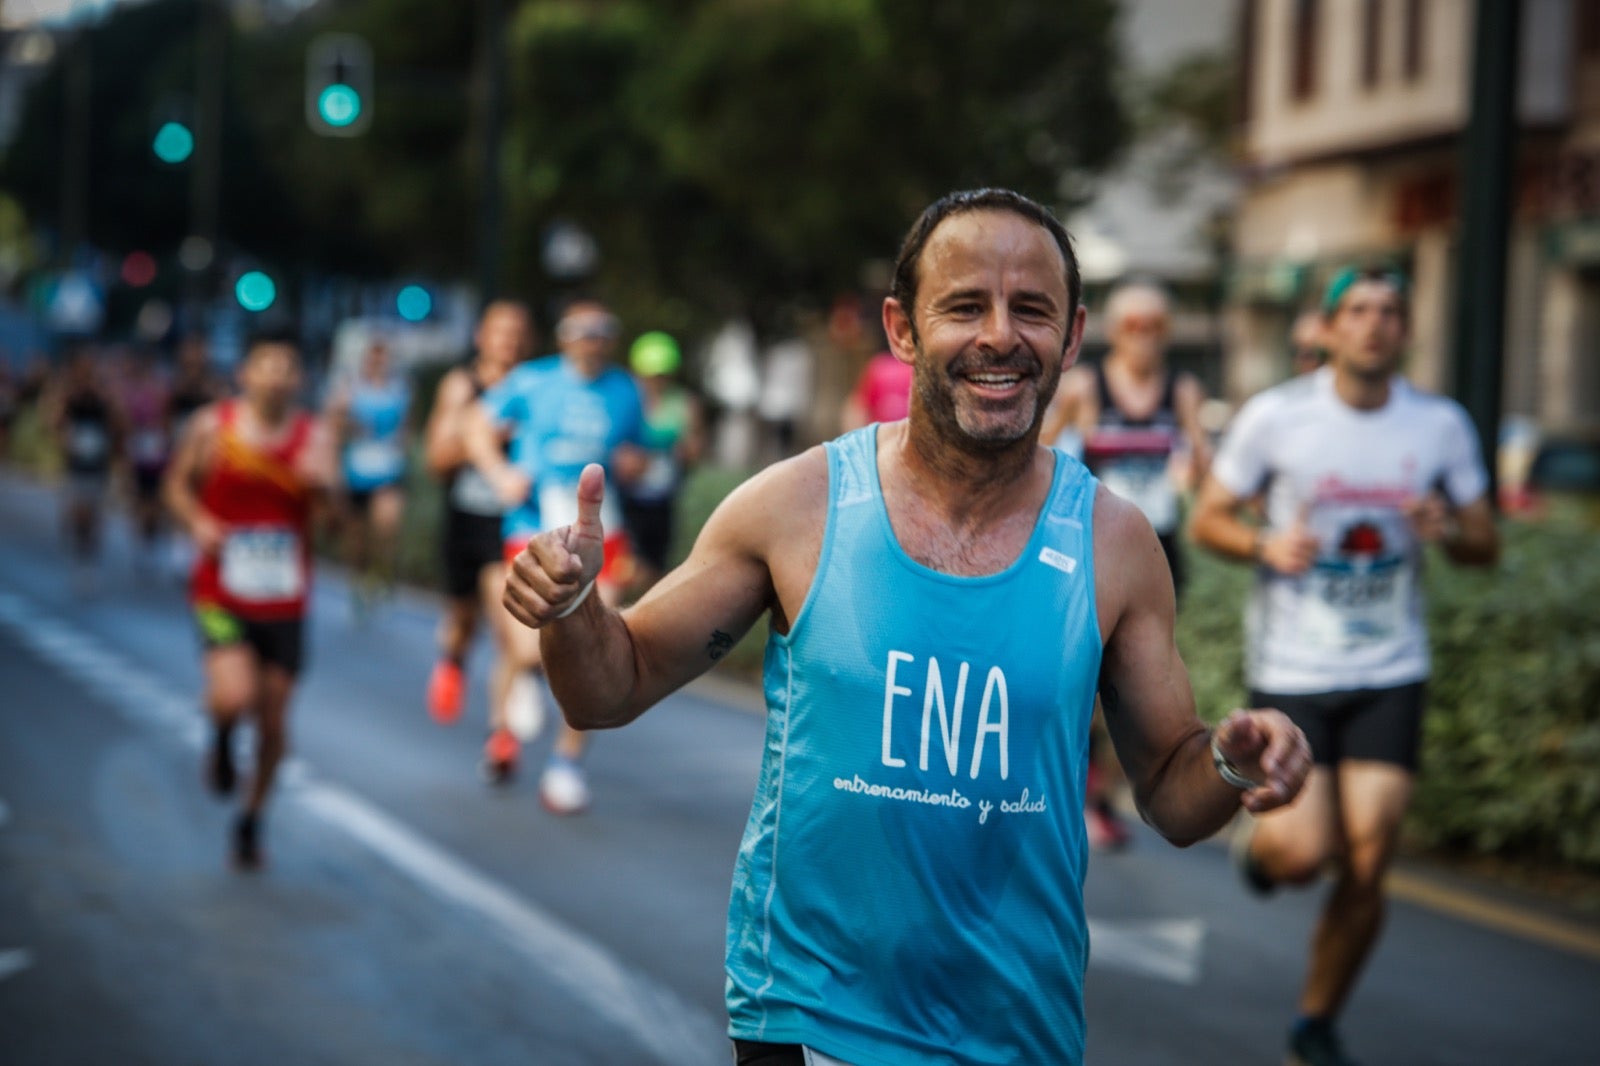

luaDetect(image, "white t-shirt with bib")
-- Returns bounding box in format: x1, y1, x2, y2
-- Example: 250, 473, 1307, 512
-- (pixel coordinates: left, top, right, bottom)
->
1211, 368, 1488, 695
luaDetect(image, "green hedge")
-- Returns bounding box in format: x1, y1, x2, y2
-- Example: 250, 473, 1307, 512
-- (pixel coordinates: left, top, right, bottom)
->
1177, 509, 1600, 872
396, 458, 1600, 872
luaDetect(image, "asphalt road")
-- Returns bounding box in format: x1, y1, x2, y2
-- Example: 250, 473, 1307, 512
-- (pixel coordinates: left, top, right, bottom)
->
1, 471, 1596, 1065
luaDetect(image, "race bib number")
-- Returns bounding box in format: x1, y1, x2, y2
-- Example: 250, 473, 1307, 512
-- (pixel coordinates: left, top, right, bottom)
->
1099, 456, 1179, 534
450, 466, 505, 516
348, 439, 403, 481
70, 424, 108, 463
220, 528, 304, 603
1296, 560, 1411, 653
537, 480, 621, 533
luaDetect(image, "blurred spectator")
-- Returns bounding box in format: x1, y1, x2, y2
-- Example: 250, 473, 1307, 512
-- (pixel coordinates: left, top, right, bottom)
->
163, 334, 226, 579
839, 349, 912, 432
47, 346, 124, 591
168, 334, 225, 434
758, 335, 813, 462
703, 319, 761, 468
1290, 311, 1328, 376
119, 347, 172, 565
0, 362, 16, 463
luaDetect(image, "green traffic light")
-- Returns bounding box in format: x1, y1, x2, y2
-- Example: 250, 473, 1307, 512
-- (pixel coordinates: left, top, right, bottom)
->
396, 285, 432, 323
235, 271, 277, 312
153, 121, 194, 164
317, 83, 362, 128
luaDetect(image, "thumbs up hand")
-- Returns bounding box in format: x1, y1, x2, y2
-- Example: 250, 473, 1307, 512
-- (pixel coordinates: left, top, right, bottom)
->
503, 463, 608, 627
1258, 502, 1320, 576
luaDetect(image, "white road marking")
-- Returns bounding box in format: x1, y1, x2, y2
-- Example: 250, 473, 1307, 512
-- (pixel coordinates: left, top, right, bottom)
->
0, 590, 728, 1064
1088, 917, 1206, 985
0, 947, 34, 982
0, 798, 9, 829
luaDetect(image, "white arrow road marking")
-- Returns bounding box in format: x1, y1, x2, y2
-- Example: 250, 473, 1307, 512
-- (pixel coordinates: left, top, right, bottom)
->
1088, 917, 1206, 985
0, 948, 34, 982
0, 591, 729, 1065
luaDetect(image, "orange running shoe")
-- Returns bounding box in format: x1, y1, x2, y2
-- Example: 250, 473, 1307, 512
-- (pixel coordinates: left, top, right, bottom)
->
427, 659, 465, 725
482, 728, 520, 786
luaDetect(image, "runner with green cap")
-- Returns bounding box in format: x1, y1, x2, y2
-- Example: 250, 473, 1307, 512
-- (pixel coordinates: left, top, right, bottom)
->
1190, 265, 1499, 1066
623, 330, 705, 594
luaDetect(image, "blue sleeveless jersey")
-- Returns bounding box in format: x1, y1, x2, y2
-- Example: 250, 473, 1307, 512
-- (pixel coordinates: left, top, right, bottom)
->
479, 356, 644, 540
341, 377, 411, 491
727, 427, 1103, 1066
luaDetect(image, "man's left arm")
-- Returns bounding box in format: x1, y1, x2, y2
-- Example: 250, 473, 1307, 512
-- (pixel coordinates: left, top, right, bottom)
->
1096, 493, 1311, 846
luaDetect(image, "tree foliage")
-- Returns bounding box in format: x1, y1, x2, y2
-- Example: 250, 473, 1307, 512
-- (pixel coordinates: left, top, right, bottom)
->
0, 0, 1129, 332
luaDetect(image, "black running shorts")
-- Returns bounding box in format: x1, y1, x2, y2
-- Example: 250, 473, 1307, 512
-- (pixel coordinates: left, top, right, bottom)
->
1249, 681, 1427, 772
732, 1040, 805, 1065
441, 508, 504, 599
621, 497, 675, 573
195, 604, 305, 676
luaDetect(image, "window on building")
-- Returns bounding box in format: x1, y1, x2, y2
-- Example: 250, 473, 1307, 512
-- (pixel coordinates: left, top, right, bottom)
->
1362, 0, 1383, 87
1292, 0, 1320, 101
1238, 0, 1259, 122
1403, 0, 1427, 81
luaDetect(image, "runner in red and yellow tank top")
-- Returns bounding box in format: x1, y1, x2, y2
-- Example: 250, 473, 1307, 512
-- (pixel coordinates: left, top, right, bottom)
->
188, 398, 316, 618
164, 330, 336, 869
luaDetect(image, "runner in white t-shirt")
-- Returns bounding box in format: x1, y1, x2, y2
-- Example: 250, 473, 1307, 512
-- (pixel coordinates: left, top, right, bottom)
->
1190, 268, 1499, 1066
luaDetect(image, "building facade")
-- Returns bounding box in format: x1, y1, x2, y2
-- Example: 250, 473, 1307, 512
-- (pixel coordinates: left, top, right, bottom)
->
1227, 0, 1599, 433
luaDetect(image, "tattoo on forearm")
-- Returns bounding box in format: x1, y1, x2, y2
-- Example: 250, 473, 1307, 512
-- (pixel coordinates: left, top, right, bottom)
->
707, 630, 734, 661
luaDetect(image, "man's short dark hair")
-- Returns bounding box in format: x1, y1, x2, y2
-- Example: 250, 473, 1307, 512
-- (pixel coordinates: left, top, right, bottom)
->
246, 324, 300, 355
890, 188, 1082, 327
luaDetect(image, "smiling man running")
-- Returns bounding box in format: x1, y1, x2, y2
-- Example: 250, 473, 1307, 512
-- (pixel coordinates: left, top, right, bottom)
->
503, 189, 1311, 1066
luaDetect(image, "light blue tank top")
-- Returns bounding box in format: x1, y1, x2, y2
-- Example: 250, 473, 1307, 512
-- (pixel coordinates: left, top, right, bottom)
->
727, 426, 1103, 1066
342, 377, 410, 490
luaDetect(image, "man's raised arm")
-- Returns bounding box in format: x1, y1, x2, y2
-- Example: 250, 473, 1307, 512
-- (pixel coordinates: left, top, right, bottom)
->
504, 462, 776, 730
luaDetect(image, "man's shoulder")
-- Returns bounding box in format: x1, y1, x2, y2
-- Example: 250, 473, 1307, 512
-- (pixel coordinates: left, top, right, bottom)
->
498, 356, 559, 394
1392, 377, 1470, 424
701, 446, 829, 554
599, 364, 643, 397
1231, 372, 1325, 430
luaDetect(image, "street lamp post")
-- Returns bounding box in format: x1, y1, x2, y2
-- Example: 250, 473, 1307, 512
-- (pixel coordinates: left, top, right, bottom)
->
1451, 0, 1522, 506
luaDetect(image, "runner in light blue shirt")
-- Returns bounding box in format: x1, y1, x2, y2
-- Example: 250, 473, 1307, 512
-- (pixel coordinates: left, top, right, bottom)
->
467, 299, 646, 809
327, 337, 411, 612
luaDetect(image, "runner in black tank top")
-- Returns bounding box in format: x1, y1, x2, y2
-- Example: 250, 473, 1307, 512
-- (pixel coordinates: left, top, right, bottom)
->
421, 301, 543, 783
441, 361, 509, 600
52, 350, 123, 577
1083, 360, 1186, 594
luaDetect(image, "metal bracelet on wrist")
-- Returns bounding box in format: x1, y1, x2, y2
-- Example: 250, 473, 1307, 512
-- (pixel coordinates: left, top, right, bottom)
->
1211, 733, 1260, 791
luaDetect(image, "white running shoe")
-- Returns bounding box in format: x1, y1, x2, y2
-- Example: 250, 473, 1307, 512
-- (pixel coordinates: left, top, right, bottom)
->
505, 672, 547, 742
539, 759, 589, 816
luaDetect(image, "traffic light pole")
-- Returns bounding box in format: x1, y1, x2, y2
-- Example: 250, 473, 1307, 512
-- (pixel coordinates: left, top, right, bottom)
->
475, 0, 508, 306
1451, 0, 1522, 506
60, 28, 91, 265
187, 0, 226, 327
